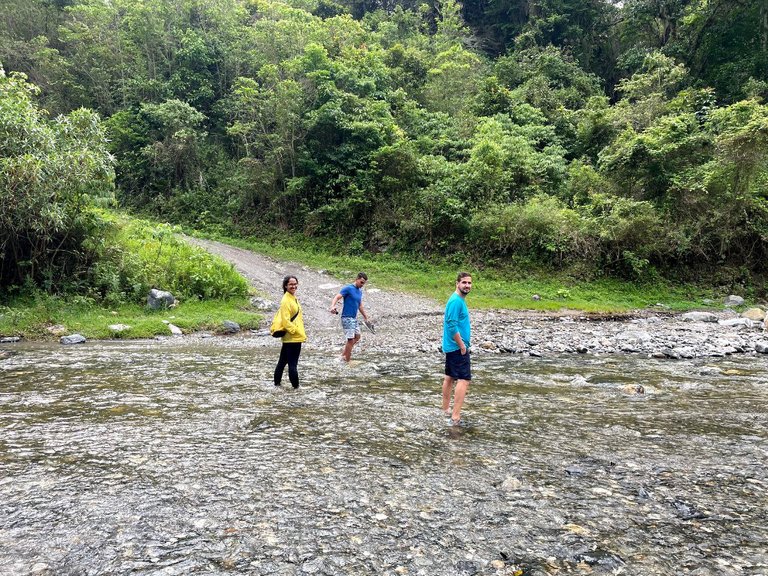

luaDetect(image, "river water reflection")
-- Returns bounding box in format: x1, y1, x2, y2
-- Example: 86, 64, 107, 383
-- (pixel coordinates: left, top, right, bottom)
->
1, 339, 767, 576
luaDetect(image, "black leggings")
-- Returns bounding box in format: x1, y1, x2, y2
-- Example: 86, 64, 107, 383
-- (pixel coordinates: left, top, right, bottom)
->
274, 342, 302, 388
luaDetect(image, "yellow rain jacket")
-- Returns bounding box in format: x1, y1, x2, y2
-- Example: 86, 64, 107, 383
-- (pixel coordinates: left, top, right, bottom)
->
270, 292, 306, 343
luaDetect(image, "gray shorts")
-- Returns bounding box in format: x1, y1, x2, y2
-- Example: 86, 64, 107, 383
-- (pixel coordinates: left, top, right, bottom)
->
341, 316, 360, 340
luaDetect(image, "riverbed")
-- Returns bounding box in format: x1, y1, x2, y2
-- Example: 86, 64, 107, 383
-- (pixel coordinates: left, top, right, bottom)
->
1, 337, 767, 575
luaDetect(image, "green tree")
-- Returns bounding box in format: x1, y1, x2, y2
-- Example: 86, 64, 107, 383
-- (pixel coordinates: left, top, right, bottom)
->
0, 68, 114, 290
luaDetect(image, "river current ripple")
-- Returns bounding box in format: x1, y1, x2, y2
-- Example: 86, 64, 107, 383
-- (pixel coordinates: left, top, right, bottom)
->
1, 339, 766, 576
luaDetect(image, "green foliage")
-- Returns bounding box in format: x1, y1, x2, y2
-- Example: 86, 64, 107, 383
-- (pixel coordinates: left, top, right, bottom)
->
0, 292, 260, 340
91, 212, 248, 303
0, 67, 115, 291
1, 0, 768, 292
469, 195, 590, 263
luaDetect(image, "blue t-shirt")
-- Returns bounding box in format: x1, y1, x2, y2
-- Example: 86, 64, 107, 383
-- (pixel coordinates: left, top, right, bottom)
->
442, 292, 470, 353
340, 284, 363, 318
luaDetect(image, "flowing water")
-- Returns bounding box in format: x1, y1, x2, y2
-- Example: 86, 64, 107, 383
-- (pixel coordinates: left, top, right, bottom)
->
1, 339, 766, 576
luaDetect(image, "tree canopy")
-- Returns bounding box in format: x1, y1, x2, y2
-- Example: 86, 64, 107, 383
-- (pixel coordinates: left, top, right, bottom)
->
1, 0, 767, 291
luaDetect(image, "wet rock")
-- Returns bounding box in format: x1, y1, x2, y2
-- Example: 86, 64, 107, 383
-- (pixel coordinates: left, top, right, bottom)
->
573, 546, 625, 569
147, 288, 176, 310
60, 334, 86, 345
755, 342, 768, 354
222, 320, 240, 334
682, 312, 719, 323
622, 384, 645, 395
0, 336, 20, 343
455, 560, 479, 574
672, 346, 696, 359
565, 465, 585, 476
500, 476, 522, 491
671, 499, 707, 520
724, 295, 745, 307
301, 557, 324, 573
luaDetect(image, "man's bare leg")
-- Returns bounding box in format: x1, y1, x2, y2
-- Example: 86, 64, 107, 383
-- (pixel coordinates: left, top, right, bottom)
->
442, 375, 454, 415
341, 339, 354, 362
451, 378, 469, 422
341, 334, 361, 362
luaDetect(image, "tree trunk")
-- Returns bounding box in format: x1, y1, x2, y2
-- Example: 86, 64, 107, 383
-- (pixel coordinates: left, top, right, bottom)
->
761, 0, 768, 52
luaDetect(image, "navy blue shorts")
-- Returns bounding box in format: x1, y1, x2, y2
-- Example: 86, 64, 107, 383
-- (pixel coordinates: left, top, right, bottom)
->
445, 350, 471, 381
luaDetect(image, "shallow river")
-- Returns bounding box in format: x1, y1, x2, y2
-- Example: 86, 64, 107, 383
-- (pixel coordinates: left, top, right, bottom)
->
1, 339, 767, 576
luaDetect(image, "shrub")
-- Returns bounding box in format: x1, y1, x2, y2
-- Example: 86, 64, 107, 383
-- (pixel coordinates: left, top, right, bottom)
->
469, 195, 594, 263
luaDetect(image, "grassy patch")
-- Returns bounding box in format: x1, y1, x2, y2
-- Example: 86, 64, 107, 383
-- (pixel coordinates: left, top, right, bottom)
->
190, 230, 719, 313
0, 294, 261, 340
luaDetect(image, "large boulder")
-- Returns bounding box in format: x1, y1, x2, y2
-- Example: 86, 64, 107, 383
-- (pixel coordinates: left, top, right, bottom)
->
724, 295, 745, 307
147, 289, 176, 310
681, 312, 719, 323
741, 307, 766, 321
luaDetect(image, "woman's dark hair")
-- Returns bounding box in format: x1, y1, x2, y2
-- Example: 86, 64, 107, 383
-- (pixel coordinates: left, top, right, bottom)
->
282, 275, 298, 292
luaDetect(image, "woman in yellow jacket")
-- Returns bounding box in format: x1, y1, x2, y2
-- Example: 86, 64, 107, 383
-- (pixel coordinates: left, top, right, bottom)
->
272, 275, 307, 388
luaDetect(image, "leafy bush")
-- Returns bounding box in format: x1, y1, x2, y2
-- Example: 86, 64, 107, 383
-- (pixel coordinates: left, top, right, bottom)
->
0, 68, 115, 292
469, 195, 592, 263
91, 213, 248, 303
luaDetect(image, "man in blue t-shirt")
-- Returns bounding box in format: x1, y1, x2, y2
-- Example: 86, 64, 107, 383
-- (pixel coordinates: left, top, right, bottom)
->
329, 272, 370, 362
441, 272, 472, 425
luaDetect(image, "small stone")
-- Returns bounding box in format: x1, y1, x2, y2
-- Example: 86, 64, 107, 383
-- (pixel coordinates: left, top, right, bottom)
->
168, 323, 183, 336
0, 336, 20, 343
60, 334, 86, 345
108, 324, 131, 332
222, 320, 240, 334
500, 476, 522, 491
755, 342, 768, 354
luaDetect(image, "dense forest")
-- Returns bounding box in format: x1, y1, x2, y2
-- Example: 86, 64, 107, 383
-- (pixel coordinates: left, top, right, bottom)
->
1, 0, 767, 297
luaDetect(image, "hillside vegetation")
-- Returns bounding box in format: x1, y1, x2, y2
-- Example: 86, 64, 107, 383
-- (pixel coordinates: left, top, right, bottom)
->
1, 0, 767, 302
